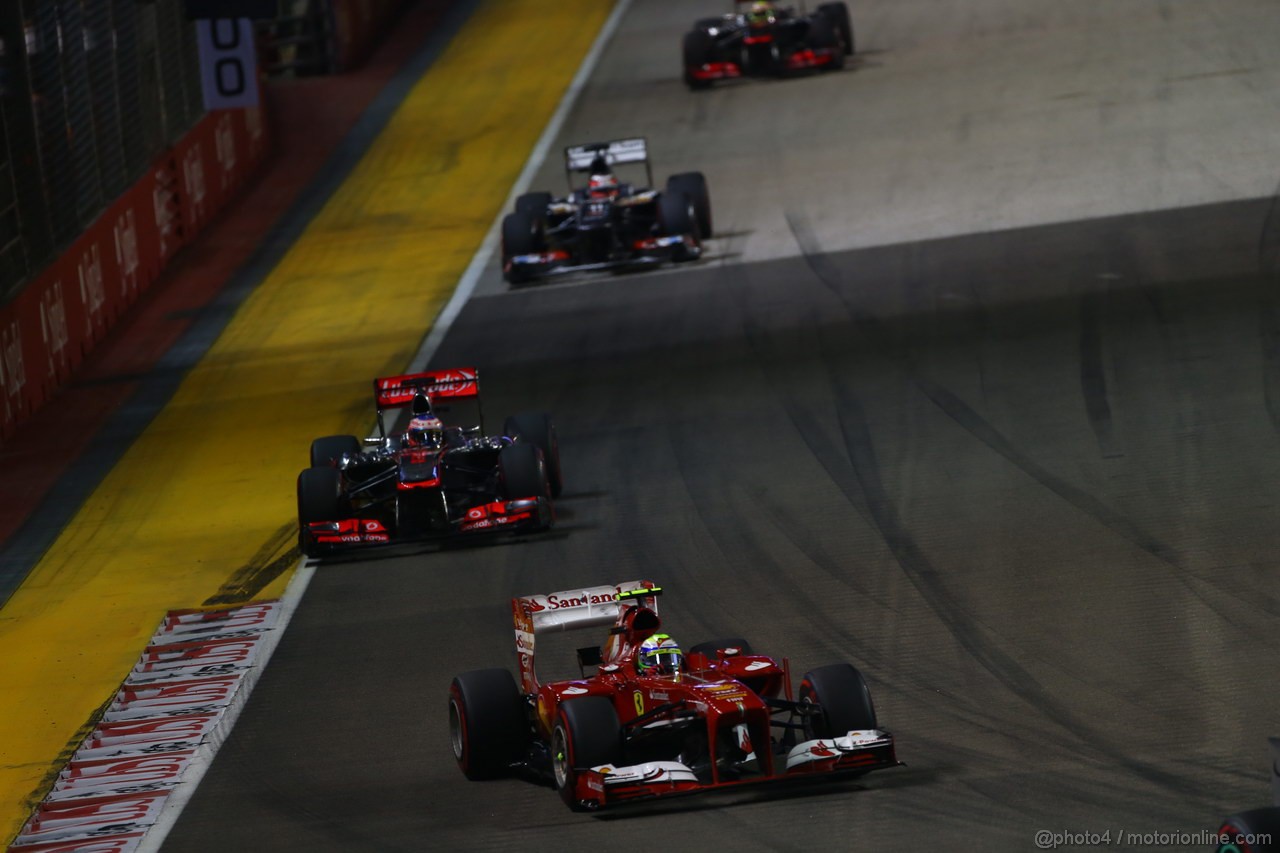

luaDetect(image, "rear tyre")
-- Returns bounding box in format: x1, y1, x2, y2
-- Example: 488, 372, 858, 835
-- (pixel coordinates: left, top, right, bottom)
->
666, 172, 712, 238
818, 2, 855, 54
658, 191, 701, 262
297, 466, 345, 557
682, 30, 714, 90
799, 663, 878, 739
449, 669, 528, 780
502, 211, 542, 285
689, 637, 755, 658
310, 434, 359, 468
552, 697, 622, 810
503, 412, 563, 497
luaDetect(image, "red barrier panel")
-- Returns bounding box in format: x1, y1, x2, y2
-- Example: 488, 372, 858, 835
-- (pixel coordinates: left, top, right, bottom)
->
0, 103, 270, 443
329, 0, 408, 71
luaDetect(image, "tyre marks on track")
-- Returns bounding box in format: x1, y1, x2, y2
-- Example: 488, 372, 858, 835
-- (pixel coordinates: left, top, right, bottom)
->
766, 209, 1238, 807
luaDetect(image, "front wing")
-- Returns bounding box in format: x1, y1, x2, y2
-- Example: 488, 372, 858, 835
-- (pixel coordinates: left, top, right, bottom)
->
568, 728, 899, 810
506, 235, 699, 281
304, 497, 552, 552
686, 45, 840, 82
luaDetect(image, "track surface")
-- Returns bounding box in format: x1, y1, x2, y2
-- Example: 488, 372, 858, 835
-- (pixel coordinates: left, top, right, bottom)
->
167, 0, 1280, 850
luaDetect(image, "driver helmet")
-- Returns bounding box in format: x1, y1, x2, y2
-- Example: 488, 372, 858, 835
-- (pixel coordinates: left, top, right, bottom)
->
588, 172, 618, 199
404, 414, 444, 449
748, 1, 775, 24
636, 633, 685, 676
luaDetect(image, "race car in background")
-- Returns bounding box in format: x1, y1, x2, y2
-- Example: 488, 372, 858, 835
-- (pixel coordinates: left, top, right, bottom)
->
500, 138, 712, 285
448, 581, 899, 810
683, 1, 854, 90
296, 367, 562, 557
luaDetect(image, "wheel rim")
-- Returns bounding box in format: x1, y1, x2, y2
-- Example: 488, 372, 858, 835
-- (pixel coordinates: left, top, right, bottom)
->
449, 699, 465, 762
552, 725, 570, 789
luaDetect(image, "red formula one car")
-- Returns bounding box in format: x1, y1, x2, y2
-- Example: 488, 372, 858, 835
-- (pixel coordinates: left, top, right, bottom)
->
683, 1, 853, 90
296, 367, 561, 557
448, 581, 899, 810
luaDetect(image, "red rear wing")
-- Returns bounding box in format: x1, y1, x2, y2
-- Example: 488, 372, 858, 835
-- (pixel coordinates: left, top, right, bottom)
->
512, 581, 660, 694
374, 367, 479, 410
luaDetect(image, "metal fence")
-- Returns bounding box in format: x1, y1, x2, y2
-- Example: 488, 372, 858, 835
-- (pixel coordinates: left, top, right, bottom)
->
0, 0, 206, 300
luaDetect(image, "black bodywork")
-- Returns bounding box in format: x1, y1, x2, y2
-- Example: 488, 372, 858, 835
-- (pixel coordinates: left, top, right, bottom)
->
501, 138, 710, 285
296, 369, 560, 556
683, 2, 852, 89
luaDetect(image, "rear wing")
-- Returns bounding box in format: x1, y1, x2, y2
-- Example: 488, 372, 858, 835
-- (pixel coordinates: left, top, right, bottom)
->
372, 367, 482, 435
563, 138, 653, 188
512, 581, 660, 693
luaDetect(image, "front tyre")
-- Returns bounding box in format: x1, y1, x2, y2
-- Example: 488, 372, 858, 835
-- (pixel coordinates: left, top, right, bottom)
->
665, 172, 712, 238
449, 669, 528, 780
658, 191, 701, 262
296, 466, 345, 557
503, 412, 563, 498
682, 30, 715, 90
502, 211, 543, 285
310, 434, 359, 468
817, 2, 855, 54
799, 663, 878, 739
498, 444, 553, 529
552, 697, 622, 810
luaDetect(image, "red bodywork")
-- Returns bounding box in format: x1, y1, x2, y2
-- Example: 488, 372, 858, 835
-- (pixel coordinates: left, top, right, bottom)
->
510, 582, 899, 810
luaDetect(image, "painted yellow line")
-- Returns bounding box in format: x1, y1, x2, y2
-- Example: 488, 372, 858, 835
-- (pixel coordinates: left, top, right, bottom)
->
0, 0, 612, 838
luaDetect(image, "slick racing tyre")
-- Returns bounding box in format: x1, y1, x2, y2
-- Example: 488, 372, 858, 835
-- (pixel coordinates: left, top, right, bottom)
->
498, 444, 553, 529
515, 191, 552, 219
808, 13, 846, 70
449, 668, 528, 780
682, 29, 714, 90
817, 2, 854, 55
799, 663, 878, 739
310, 434, 360, 468
666, 172, 712, 238
503, 412, 563, 497
1217, 809, 1280, 851
501, 211, 542, 285
297, 466, 345, 557
552, 697, 622, 810
658, 191, 700, 262
689, 638, 755, 659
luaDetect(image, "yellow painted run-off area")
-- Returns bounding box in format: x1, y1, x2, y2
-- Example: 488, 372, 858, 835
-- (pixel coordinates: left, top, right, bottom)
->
0, 0, 612, 840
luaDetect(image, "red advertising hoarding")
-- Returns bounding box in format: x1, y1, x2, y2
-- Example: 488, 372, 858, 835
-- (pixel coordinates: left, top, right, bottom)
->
0, 104, 270, 442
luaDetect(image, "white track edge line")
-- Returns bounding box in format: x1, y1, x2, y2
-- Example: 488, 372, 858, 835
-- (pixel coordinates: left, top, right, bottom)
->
409, 0, 634, 373
137, 3, 632, 848
134, 563, 314, 853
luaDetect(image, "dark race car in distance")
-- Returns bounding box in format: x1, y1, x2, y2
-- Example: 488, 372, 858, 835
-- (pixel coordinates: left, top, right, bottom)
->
501, 138, 712, 285
683, 0, 853, 90
448, 581, 900, 811
296, 367, 562, 557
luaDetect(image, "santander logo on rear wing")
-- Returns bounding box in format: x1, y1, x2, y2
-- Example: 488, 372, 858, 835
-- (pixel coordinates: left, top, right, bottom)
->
373, 367, 479, 410
517, 581, 660, 634
511, 581, 660, 693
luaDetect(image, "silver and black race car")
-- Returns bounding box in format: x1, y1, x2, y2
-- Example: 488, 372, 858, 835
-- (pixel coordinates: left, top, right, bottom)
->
296, 367, 562, 557
500, 138, 712, 285
683, 1, 853, 90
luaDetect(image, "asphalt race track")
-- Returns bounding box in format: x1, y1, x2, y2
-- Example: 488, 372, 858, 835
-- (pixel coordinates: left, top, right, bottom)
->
165, 0, 1280, 850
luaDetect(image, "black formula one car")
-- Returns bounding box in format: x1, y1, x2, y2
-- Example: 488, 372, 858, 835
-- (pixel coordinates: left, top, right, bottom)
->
296, 367, 562, 557
501, 138, 712, 285
683, 1, 853, 90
